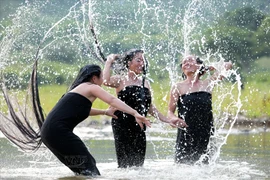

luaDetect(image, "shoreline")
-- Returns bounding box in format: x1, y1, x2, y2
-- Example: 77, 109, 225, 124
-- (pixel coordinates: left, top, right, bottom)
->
83, 114, 270, 131
231, 114, 270, 129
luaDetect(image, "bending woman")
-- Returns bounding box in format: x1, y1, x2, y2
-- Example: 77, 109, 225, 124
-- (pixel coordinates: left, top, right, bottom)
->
167, 55, 232, 165
0, 63, 150, 177
103, 49, 187, 168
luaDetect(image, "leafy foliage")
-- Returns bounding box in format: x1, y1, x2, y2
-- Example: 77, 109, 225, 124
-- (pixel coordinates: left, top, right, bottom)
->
202, 7, 268, 71
0, 1, 269, 88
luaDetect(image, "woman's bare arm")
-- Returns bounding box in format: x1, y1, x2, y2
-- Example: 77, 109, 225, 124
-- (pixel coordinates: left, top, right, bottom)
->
208, 61, 233, 81
103, 54, 121, 88
90, 108, 118, 119
90, 84, 151, 129
167, 84, 180, 119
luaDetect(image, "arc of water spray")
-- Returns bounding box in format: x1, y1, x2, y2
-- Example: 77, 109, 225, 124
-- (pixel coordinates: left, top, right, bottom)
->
0, 1, 107, 151
82, 0, 106, 62
34, 2, 81, 62
30, 0, 107, 125
28, 2, 83, 131
35, 1, 106, 64
0, 4, 74, 150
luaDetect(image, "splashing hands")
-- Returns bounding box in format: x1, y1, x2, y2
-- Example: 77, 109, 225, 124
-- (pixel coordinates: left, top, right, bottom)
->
224, 61, 233, 70
134, 112, 151, 129
206, 65, 215, 71
169, 117, 188, 129
106, 54, 120, 64
105, 106, 118, 119
207, 61, 232, 72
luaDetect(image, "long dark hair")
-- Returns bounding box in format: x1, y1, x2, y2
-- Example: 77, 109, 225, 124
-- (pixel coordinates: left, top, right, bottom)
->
68, 64, 101, 91
0, 60, 45, 151
0, 62, 101, 151
121, 49, 148, 87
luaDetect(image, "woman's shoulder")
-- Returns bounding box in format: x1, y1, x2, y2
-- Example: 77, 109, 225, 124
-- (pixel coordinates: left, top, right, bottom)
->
170, 82, 184, 95
111, 74, 124, 81
73, 83, 101, 93
104, 74, 124, 88
173, 81, 187, 88
143, 79, 152, 89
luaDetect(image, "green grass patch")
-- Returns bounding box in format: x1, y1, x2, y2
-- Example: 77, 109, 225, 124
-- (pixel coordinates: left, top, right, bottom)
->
240, 81, 270, 117
1, 78, 269, 121
39, 80, 270, 119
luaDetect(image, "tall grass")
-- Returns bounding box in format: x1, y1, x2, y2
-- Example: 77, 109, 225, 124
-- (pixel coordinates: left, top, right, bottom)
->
1, 75, 269, 121
39, 79, 270, 120
240, 81, 270, 117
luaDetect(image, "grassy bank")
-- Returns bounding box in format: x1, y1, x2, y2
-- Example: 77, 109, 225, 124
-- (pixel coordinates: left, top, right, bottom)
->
1, 79, 269, 121
36, 80, 270, 120
239, 81, 270, 117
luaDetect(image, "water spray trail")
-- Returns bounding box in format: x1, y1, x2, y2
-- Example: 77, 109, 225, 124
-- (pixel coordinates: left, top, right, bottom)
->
37, 2, 81, 57
82, 0, 106, 62
137, 0, 152, 38
137, 0, 182, 84
165, 0, 244, 165
76, 0, 102, 62
208, 69, 243, 165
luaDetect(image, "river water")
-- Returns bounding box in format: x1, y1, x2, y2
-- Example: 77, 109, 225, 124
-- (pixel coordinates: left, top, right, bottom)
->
0, 124, 269, 180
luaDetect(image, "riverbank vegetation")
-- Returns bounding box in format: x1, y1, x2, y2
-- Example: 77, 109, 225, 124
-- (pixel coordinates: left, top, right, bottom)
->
0, 1, 270, 121
2, 67, 268, 120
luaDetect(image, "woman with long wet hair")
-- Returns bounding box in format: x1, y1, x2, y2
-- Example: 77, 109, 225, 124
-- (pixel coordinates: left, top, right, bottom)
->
103, 49, 187, 168
0, 62, 150, 177
167, 55, 232, 165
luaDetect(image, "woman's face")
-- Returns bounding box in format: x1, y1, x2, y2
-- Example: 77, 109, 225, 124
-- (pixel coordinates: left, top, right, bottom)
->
93, 71, 104, 86
181, 55, 200, 75
128, 52, 145, 74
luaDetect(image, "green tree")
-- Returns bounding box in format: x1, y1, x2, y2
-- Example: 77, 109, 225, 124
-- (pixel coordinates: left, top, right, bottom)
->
253, 17, 270, 57
203, 7, 266, 71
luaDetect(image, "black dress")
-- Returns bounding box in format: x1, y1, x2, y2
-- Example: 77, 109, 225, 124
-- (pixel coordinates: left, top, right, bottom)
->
40, 92, 100, 176
112, 85, 151, 168
175, 91, 214, 164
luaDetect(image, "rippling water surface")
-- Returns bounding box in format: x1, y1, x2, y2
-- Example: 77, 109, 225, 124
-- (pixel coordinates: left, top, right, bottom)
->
0, 125, 269, 180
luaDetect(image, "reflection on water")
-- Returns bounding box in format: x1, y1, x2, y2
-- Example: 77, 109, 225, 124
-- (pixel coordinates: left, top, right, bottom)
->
0, 125, 269, 180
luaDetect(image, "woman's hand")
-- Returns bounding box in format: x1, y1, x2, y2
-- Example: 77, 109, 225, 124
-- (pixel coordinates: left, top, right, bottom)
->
106, 54, 119, 64
134, 113, 151, 129
224, 61, 233, 70
169, 118, 188, 128
206, 65, 215, 71
105, 106, 118, 119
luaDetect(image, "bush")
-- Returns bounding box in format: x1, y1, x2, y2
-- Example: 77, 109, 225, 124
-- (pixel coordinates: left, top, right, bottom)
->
1, 60, 83, 89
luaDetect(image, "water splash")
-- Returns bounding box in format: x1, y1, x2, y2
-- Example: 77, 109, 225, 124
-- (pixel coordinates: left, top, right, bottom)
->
136, 0, 244, 167
0, 0, 267, 179
0, 142, 267, 180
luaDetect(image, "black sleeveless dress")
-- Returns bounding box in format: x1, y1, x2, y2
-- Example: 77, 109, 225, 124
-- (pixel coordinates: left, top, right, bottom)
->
175, 91, 214, 164
40, 92, 100, 176
112, 85, 151, 168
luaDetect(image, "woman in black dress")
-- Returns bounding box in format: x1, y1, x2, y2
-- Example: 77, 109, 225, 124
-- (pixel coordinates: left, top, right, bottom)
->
0, 64, 150, 176
168, 55, 232, 164
103, 49, 187, 168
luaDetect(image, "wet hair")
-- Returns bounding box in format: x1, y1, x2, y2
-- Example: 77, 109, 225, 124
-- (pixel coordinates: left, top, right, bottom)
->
0, 60, 44, 151
68, 64, 102, 91
120, 49, 149, 114
180, 56, 207, 79
0, 62, 101, 151
196, 57, 207, 75
122, 49, 144, 68
116, 49, 148, 87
